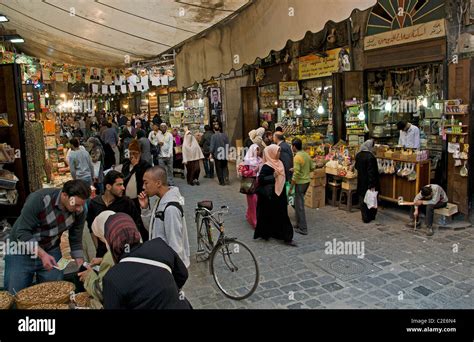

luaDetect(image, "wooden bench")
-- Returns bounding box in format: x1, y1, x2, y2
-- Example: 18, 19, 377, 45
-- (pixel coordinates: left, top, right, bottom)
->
434, 203, 458, 225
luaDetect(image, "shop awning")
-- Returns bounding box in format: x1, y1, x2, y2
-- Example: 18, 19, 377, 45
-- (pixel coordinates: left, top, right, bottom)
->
0, 0, 250, 67
176, 0, 376, 88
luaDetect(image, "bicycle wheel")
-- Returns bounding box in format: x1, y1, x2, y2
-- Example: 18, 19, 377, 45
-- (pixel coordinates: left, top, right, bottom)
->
196, 215, 215, 256
210, 239, 259, 300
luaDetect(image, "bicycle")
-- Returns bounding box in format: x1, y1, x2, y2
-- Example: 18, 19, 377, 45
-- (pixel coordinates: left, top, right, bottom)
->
195, 200, 259, 300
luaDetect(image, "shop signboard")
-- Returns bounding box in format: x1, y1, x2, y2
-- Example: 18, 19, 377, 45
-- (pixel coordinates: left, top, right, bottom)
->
364, 19, 446, 51
298, 48, 349, 80
279, 81, 300, 98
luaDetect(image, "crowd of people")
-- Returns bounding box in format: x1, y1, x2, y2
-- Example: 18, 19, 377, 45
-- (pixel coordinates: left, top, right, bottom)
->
3, 109, 445, 309
239, 124, 313, 247
3, 110, 237, 309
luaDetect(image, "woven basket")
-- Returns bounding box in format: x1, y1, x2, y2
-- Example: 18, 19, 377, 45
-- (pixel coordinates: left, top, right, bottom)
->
27, 304, 71, 310
72, 292, 91, 308
15, 281, 75, 309
0, 291, 14, 310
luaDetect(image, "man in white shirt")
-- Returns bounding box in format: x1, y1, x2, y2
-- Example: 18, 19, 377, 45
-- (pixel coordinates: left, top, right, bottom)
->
157, 123, 174, 186
397, 121, 420, 149
148, 124, 160, 166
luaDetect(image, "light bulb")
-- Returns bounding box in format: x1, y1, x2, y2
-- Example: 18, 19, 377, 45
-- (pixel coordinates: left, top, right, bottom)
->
317, 105, 324, 114
296, 108, 302, 115
358, 110, 365, 121
384, 102, 392, 112
45, 93, 49, 98
198, 98, 203, 105
274, 101, 278, 106
422, 98, 428, 107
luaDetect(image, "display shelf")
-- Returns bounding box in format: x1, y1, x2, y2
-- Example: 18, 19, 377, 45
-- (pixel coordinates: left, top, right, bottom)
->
445, 132, 468, 136
443, 125, 468, 127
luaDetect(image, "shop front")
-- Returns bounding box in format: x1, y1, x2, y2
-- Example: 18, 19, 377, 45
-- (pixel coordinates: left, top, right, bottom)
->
360, 0, 473, 214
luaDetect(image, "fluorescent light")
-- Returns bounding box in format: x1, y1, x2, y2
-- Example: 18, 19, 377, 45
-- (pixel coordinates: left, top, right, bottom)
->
10, 38, 24, 43
0, 15, 9, 22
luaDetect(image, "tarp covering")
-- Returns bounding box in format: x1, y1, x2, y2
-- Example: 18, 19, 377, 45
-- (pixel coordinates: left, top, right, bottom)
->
176, 0, 376, 88
0, 0, 249, 67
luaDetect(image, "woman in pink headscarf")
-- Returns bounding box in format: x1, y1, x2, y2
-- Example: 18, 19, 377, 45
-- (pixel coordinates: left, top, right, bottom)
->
254, 144, 296, 246
239, 144, 263, 229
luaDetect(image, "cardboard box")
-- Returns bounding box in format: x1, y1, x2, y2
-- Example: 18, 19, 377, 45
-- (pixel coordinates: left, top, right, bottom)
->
311, 168, 326, 178
305, 186, 326, 209
342, 180, 357, 190
310, 176, 326, 187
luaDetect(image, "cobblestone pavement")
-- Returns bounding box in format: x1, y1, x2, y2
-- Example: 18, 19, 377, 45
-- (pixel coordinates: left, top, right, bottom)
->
1, 167, 473, 310
178, 168, 474, 309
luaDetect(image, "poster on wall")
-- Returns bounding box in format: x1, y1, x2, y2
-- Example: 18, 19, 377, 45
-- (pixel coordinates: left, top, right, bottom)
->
209, 87, 222, 125
90, 67, 101, 82
103, 68, 114, 85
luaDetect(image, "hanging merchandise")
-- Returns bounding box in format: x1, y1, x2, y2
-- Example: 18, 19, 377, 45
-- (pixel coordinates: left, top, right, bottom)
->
24, 120, 46, 192
460, 161, 468, 177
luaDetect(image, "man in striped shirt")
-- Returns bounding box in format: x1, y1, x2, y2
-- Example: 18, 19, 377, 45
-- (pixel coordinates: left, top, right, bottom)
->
4, 180, 90, 293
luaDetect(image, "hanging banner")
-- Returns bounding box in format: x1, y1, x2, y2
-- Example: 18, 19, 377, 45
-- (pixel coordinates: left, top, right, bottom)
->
364, 19, 446, 51
298, 48, 349, 80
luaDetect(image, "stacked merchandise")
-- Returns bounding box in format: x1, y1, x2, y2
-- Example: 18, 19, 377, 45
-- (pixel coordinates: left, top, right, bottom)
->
24, 120, 46, 192
0, 143, 18, 205
345, 100, 366, 146
182, 92, 205, 133
305, 167, 326, 209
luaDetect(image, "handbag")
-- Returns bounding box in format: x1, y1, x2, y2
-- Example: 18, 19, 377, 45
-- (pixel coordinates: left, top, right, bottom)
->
240, 177, 257, 194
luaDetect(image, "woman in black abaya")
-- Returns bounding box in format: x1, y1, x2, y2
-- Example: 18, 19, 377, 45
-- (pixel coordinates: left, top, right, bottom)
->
254, 144, 296, 246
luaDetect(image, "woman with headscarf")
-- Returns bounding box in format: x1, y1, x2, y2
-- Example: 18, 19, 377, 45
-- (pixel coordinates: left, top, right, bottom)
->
86, 136, 105, 194
240, 144, 263, 229
355, 139, 380, 223
172, 128, 185, 179
182, 130, 204, 186
254, 144, 296, 246
78, 210, 116, 309
102, 213, 191, 309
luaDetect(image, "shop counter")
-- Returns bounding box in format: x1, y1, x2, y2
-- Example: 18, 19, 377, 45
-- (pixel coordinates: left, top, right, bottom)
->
377, 158, 430, 203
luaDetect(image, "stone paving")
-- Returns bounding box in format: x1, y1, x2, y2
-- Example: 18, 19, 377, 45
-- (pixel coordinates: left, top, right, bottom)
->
178, 166, 474, 309
1, 165, 474, 310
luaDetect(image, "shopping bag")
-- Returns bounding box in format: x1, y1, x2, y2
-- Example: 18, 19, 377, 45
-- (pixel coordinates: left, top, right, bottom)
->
364, 189, 378, 209
286, 182, 295, 206
240, 177, 257, 194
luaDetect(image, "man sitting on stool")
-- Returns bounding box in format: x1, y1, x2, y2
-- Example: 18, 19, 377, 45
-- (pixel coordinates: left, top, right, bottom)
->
406, 184, 448, 236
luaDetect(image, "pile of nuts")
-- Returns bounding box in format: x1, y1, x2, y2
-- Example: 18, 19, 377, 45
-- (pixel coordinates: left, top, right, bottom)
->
0, 291, 14, 310
15, 281, 75, 308
72, 292, 91, 308
27, 304, 70, 310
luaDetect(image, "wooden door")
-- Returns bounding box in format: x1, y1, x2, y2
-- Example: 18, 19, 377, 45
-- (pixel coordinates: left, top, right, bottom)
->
241, 86, 258, 140
447, 59, 471, 215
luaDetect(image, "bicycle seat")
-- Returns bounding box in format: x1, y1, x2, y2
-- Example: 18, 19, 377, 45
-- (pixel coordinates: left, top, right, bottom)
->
197, 200, 213, 211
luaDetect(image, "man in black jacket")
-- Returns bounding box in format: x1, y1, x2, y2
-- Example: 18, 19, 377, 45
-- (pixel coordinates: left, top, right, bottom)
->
199, 125, 214, 178
273, 132, 293, 182
87, 170, 145, 261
